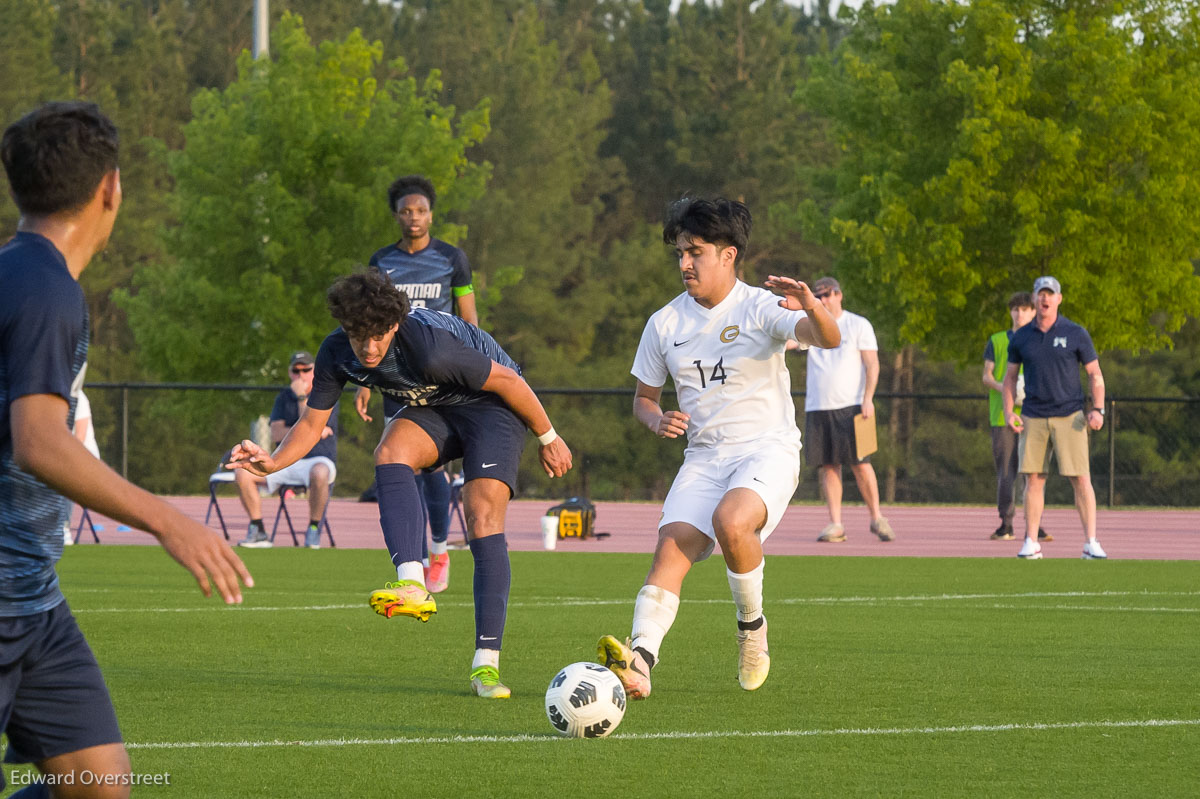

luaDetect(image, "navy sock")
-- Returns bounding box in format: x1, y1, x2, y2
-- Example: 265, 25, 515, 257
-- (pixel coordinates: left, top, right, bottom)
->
375, 464, 424, 568
417, 476, 430, 562
420, 470, 452, 544
469, 534, 510, 650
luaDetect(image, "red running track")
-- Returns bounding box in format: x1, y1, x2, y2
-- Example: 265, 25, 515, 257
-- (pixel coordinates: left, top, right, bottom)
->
69, 495, 1200, 561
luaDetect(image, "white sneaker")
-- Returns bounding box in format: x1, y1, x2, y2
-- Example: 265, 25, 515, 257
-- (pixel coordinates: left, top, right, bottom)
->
1082, 540, 1108, 560
736, 617, 770, 691
1017, 538, 1043, 559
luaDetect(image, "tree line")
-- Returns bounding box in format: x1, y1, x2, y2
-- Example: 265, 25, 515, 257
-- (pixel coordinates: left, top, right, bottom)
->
2, 0, 1197, 502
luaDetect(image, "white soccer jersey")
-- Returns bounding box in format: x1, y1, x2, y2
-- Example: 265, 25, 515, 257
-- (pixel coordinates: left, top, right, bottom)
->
631, 280, 805, 455
804, 310, 877, 411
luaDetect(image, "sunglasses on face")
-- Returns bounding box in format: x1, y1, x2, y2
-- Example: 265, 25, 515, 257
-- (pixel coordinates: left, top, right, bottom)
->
291, 366, 313, 374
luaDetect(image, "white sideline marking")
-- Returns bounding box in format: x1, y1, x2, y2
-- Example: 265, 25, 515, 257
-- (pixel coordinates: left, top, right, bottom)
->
125, 718, 1200, 750
71, 589, 1200, 615
989, 603, 1200, 614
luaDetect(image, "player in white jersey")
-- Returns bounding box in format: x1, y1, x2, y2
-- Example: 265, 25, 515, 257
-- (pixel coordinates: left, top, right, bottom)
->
598, 197, 839, 698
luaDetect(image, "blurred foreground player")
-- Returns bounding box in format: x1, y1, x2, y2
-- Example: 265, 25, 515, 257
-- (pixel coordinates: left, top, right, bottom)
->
1, 102, 252, 798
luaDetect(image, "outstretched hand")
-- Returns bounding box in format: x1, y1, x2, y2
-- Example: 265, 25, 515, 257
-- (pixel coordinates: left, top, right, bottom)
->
539, 436, 573, 478
158, 521, 255, 604
764, 275, 819, 312
225, 439, 276, 477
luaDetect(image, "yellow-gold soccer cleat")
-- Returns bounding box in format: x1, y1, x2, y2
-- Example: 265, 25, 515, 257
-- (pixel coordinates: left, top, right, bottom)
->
368, 580, 437, 622
597, 635, 652, 700
470, 666, 512, 699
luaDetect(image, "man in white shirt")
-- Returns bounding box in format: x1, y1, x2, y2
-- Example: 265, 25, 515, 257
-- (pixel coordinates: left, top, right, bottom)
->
597, 197, 839, 700
803, 277, 894, 543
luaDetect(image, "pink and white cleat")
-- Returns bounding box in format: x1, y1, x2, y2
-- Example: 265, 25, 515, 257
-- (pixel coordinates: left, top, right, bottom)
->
425, 552, 450, 593
597, 635, 652, 700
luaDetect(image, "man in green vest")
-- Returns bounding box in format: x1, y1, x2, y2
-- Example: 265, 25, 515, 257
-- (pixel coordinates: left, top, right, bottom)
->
982, 292, 1049, 541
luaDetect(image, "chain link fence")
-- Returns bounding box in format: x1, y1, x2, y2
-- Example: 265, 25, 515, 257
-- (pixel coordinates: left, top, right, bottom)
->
82, 384, 1200, 508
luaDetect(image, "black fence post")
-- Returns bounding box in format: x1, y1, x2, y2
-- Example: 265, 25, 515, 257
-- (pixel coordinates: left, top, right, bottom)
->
121, 386, 129, 480
1107, 399, 1115, 508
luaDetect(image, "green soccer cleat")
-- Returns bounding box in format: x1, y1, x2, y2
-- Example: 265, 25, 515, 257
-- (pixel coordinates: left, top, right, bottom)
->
470, 666, 512, 699
368, 580, 437, 622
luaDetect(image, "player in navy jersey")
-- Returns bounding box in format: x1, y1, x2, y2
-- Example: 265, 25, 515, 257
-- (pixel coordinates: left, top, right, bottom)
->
359, 175, 476, 592
0, 102, 252, 798
226, 269, 571, 698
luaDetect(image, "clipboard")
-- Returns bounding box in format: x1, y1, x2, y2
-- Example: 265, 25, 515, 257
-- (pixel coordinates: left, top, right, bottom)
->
853, 413, 878, 460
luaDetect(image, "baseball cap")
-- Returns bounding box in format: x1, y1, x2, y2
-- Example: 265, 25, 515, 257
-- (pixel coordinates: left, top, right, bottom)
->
289, 351, 314, 367
812, 276, 841, 295
1033, 276, 1061, 295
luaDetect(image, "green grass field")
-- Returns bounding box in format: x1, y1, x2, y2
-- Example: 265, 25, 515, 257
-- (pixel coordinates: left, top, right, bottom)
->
4, 547, 1199, 798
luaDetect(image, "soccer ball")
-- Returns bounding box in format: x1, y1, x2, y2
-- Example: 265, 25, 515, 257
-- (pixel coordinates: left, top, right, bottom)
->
544, 662, 626, 738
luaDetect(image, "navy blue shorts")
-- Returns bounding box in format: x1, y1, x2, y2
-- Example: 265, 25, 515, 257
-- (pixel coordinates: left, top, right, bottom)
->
1, 601, 122, 780
393, 397, 527, 495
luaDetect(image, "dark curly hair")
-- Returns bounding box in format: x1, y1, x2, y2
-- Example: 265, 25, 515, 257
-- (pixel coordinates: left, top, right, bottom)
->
326, 270, 410, 339
387, 174, 435, 213
662, 197, 752, 265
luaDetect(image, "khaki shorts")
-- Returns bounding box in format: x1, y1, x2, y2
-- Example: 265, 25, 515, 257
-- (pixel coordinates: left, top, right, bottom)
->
1018, 413, 1090, 476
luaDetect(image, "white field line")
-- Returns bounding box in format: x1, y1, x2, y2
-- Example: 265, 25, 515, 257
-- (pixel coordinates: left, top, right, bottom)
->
71, 589, 1200, 614
988, 603, 1200, 613
125, 717, 1200, 750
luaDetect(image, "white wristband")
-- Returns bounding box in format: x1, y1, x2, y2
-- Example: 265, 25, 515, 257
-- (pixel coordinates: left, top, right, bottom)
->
537, 427, 558, 446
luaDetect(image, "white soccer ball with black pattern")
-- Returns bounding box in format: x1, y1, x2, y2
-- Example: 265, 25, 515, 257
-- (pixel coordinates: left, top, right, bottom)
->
544, 662, 626, 738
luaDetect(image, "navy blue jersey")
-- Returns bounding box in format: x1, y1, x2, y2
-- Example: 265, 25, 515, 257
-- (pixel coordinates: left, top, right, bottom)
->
271, 390, 339, 461
308, 308, 520, 411
1007, 315, 1099, 418
369, 238, 472, 314
0, 233, 89, 616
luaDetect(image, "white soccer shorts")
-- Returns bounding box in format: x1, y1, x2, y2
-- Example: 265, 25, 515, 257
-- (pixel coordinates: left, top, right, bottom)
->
265, 456, 338, 494
659, 444, 800, 560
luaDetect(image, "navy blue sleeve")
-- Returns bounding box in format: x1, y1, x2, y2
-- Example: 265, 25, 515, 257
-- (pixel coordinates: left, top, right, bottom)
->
1076, 328, 1098, 365
268, 390, 291, 424
307, 338, 347, 411
983, 338, 995, 362
1007, 333, 1024, 366
450, 247, 473, 288
367, 244, 390, 269
4, 279, 85, 402
408, 324, 493, 391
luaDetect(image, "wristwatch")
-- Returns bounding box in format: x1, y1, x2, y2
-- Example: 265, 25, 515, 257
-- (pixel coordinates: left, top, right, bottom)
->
1091, 407, 1105, 415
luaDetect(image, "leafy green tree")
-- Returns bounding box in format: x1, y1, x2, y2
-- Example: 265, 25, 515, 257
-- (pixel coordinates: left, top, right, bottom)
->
0, 0, 70, 234
121, 13, 488, 382
802, 0, 1200, 358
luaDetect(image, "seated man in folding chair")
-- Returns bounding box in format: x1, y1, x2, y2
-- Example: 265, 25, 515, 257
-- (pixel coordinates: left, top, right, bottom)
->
237, 351, 339, 549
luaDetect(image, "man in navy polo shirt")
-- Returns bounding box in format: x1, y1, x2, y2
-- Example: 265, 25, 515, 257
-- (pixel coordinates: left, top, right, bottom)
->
1, 102, 252, 797
1002, 276, 1108, 560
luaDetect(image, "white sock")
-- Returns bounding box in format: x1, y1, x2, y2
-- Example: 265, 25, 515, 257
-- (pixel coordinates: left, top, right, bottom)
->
396, 560, 425, 586
430, 540, 449, 556
727, 559, 765, 624
630, 584, 680, 663
472, 648, 500, 670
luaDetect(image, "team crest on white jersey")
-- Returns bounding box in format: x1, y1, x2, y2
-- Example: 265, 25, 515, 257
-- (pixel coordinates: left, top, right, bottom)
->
720, 325, 740, 343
